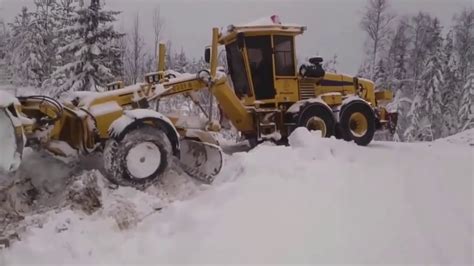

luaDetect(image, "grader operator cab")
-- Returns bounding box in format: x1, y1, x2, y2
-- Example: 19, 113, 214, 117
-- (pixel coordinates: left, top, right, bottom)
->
0, 16, 397, 189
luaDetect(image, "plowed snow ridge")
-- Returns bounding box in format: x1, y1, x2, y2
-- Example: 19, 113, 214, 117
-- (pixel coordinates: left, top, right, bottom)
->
1, 128, 473, 264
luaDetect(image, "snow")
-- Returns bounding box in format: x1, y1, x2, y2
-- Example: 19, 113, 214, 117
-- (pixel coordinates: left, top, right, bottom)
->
75, 83, 145, 107
0, 91, 19, 107
1, 128, 472, 264
108, 109, 178, 138
163, 72, 196, 84
287, 97, 330, 113
233, 15, 304, 29
88, 101, 122, 117
47, 140, 78, 158
175, 115, 208, 129
436, 128, 473, 146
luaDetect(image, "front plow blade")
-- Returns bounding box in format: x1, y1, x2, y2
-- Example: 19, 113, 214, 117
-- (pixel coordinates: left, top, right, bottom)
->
0, 108, 24, 174
179, 139, 223, 184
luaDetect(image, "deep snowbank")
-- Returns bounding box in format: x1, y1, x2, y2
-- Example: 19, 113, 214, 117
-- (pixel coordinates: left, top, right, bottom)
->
1, 129, 472, 264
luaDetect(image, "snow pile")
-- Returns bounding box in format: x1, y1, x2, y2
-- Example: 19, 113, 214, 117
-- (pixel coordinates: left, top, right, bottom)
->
0, 91, 20, 107
1, 128, 472, 264
436, 128, 473, 145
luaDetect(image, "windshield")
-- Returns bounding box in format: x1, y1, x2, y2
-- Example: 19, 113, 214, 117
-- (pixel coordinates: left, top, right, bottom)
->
225, 42, 250, 97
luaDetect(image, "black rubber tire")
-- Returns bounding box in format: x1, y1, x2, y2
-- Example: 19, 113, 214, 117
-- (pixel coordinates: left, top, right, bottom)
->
339, 102, 375, 146
103, 126, 172, 189
297, 104, 335, 137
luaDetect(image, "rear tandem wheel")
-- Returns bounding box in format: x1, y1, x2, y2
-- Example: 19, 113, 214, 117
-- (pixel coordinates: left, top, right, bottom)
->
297, 104, 336, 138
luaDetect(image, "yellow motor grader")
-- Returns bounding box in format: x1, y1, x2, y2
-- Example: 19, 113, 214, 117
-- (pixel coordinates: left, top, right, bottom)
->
0, 16, 396, 188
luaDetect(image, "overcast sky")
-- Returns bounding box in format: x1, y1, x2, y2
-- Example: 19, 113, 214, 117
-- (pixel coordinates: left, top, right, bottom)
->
1, 0, 472, 74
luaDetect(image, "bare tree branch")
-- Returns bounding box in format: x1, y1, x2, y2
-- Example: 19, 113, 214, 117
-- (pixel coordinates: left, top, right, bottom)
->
360, 0, 396, 79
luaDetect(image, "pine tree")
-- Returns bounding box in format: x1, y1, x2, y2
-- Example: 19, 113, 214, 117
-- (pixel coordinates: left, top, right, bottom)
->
458, 68, 474, 131
373, 58, 388, 88
33, 0, 60, 89
404, 15, 445, 141
420, 18, 445, 140
404, 94, 423, 141
165, 40, 174, 70
408, 13, 433, 86
49, 0, 123, 95
8, 7, 41, 87
173, 48, 188, 73
453, 8, 474, 132
384, 20, 411, 141
387, 20, 409, 88
53, 0, 78, 66
440, 30, 460, 136
0, 19, 8, 61
453, 8, 474, 84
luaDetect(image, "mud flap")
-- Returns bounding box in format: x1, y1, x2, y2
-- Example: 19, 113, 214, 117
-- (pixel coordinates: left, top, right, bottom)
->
0, 108, 24, 174
178, 139, 223, 184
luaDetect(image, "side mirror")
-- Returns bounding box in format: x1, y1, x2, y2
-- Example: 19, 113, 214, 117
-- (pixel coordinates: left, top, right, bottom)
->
204, 47, 211, 63
237, 32, 245, 49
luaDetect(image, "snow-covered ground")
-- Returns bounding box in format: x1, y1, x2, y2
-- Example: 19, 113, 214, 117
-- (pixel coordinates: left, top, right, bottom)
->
0, 128, 472, 265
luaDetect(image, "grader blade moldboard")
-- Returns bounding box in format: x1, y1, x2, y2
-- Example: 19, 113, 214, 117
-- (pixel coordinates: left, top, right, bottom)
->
179, 139, 223, 184
0, 108, 23, 174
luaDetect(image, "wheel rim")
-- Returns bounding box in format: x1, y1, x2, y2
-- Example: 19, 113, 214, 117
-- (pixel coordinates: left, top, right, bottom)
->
349, 112, 368, 137
126, 142, 162, 179
306, 116, 327, 137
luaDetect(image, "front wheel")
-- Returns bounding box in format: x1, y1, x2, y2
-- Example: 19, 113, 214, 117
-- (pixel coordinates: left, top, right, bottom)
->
103, 126, 172, 189
298, 104, 335, 138
339, 102, 375, 146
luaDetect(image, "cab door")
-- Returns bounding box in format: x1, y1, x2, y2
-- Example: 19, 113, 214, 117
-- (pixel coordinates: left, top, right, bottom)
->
245, 36, 276, 100
273, 35, 298, 103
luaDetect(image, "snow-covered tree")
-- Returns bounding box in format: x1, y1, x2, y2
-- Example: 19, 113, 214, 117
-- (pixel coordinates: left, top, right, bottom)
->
453, 8, 474, 83
404, 16, 446, 141
0, 19, 9, 60
173, 48, 189, 73
124, 13, 146, 84
382, 19, 411, 141
165, 40, 174, 70
408, 13, 434, 85
8, 7, 42, 87
440, 30, 460, 136
373, 58, 389, 88
458, 68, 474, 131
53, 0, 78, 65
33, 0, 60, 89
453, 8, 474, 131
323, 54, 338, 73
420, 18, 445, 140
360, 0, 395, 79
49, 0, 123, 95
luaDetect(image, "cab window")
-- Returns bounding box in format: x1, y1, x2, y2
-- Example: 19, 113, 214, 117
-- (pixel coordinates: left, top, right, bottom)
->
274, 36, 295, 76
225, 42, 250, 97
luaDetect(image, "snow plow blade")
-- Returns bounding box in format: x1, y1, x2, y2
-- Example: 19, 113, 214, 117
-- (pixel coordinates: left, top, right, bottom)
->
178, 139, 223, 184
0, 107, 24, 174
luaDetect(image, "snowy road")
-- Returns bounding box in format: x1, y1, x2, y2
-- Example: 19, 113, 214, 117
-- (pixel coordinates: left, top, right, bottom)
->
1, 128, 473, 265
